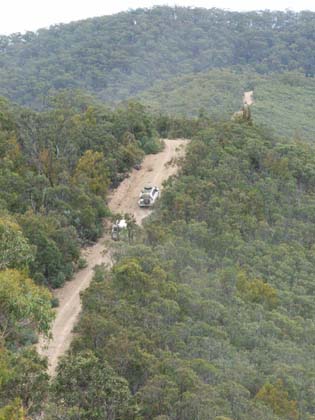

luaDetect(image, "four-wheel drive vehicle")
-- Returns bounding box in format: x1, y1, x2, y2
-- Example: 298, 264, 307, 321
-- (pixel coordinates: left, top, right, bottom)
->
138, 186, 160, 207
111, 219, 127, 240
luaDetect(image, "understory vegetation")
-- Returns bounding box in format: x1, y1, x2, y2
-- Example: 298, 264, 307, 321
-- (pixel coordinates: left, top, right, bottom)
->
1, 5, 315, 419
0, 94, 161, 289
0, 93, 164, 418
137, 68, 315, 141
47, 119, 315, 419
1, 7, 314, 140
0, 7, 315, 109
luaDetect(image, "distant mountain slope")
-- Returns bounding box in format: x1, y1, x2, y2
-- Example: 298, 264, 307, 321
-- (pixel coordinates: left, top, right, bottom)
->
0, 7, 315, 108
136, 68, 248, 118
253, 72, 315, 140
137, 69, 315, 141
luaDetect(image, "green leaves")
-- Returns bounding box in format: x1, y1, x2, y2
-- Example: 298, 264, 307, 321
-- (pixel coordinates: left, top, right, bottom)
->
1, 8, 315, 112
0, 269, 54, 341
52, 351, 134, 420
0, 95, 161, 287
0, 217, 34, 270
255, 380, 298, 420
72, 150, 109, 197
0, 399, 25, 420
63, 119, 315, 419
0, 272, 53, 416
0, 349, 49, 416
236, 271, 278, 309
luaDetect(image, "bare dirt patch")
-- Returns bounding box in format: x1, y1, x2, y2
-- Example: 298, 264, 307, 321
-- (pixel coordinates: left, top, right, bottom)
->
243, 90, 254, 106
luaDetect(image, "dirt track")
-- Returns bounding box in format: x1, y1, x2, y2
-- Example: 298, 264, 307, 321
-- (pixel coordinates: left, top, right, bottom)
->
243, 90, 254, 106
37, 139, 187, 376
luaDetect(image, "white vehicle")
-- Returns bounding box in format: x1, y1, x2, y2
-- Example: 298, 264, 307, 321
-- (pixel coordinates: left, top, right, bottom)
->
111, 219, 127, 240
138, 186, 160, 208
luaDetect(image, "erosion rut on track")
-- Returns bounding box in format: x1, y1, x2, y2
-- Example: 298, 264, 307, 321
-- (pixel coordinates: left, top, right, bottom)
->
37, 139, 188, 376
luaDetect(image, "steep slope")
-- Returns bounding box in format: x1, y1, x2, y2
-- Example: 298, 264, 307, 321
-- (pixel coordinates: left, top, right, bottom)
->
50, 120, 315, 419
37, 139, 187, 375
137, 68, 315, 141
137, 68, 248, 118
0, 7, 315, 108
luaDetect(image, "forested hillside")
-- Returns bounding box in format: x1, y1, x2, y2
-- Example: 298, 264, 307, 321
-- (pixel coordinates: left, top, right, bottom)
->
43, 117, 315, 419
1, 5, 315, 419
138, 68, 315, 141
0, 7, 315, 109
0, 93, 164, 417
0, 93, 161, 288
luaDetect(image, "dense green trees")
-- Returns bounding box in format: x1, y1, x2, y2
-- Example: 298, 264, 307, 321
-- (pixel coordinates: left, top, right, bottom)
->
57, 119, 315, 419
0, 269, 53, 342
0, 93, 162, 417
1, 7, 314, 142
138, 68, 315, 141
0, 95, 160, 288
1, 6, 315, 411
0, 261, 53, 418
0, 217, 34, 270
0, 7, 314, 109
49, 351, 135, 419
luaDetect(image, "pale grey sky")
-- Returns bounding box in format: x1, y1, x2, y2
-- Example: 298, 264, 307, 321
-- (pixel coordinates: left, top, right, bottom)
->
1, 0, 315, 35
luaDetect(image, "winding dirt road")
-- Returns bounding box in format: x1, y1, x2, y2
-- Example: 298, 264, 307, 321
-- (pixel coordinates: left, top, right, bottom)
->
37, 139, 187, 376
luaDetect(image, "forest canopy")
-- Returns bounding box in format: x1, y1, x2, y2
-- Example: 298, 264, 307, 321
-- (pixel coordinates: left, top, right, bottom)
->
0, 7, 314, 109
0, 93, 163, 418
137, 68, 315, 141
47, 118, 315, 419
1, 5, 315, 419
0, 94, 161, 289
